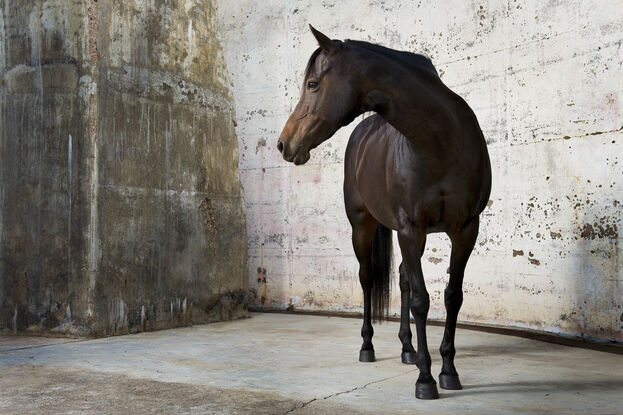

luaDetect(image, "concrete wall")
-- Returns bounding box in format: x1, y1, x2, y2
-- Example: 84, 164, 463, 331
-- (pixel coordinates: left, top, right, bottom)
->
216, 1, 623, 342
0, 0, 247, 336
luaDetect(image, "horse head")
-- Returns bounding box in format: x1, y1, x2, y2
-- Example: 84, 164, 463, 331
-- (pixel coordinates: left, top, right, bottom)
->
277, 26, 361, 165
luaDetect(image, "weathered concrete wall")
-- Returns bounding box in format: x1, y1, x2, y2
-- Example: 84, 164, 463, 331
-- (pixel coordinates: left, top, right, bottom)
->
216, 1, 623, 342
0, 0, 247, 336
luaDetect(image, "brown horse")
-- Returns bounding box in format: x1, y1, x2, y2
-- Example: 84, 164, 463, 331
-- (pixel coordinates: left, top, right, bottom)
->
277, 26, 492, 400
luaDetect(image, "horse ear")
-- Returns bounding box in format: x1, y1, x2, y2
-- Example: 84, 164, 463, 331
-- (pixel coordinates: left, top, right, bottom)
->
309, 25, 338, 53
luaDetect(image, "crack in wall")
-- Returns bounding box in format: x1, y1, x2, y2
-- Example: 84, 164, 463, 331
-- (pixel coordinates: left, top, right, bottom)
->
487, 125, 623, 149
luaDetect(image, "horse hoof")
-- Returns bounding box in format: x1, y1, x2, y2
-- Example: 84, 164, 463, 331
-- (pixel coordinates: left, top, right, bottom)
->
359, 349, 376, 362
439, 373, 462, 390
401, 351, 417, 364
415, 382, 439, 400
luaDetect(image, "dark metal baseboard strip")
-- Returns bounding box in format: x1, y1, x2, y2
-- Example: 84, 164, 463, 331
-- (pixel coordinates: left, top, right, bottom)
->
248, 306, 623, 355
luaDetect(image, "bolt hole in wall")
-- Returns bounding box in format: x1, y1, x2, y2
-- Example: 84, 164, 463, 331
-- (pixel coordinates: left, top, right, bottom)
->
215, 0, 622, 344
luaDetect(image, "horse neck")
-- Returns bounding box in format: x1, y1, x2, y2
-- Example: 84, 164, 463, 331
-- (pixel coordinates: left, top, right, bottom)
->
357, 51, 456, 144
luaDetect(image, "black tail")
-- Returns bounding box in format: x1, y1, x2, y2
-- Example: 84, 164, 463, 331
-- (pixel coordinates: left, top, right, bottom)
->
370, 224, 393, 323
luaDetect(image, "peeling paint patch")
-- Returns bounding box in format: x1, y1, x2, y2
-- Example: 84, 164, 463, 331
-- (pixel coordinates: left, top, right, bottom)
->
87, 0, 99, 64
528, 258, 541, 266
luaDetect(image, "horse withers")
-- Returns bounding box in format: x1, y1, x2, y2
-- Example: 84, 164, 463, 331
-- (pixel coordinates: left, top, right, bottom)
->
277, 26, 492, 400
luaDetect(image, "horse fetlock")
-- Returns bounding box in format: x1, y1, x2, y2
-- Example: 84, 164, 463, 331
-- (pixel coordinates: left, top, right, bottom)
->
361, 324, 374, 340
439, 342, 455, 358
416, 371, 436, 384
398, 329, 412, 345
440, 364, 459, 377
415, 352, 433, 372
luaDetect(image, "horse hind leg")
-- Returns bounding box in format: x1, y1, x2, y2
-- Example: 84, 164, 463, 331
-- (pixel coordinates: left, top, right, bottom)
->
398, 262, 416, 364
399, 237, 426, 364
439, 217, 480, 390
350, 210, 379, 362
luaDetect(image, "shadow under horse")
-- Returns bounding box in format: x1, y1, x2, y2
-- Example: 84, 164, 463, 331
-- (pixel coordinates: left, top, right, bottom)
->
277, 26, 492, 400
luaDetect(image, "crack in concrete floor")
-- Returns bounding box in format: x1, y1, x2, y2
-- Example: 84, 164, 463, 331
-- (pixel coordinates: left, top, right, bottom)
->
283, 368, 419, 414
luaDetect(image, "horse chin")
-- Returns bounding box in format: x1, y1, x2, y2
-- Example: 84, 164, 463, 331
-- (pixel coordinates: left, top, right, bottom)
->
292, 150, 311, 165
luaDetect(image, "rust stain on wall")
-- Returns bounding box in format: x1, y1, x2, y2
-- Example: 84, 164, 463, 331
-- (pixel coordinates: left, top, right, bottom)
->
199, 197, 217, 248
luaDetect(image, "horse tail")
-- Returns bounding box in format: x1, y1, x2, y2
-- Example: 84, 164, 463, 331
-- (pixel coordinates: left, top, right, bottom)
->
370, 223, 393, 323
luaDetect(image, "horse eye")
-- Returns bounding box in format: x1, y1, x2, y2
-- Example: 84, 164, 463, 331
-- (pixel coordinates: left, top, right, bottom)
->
307, 81, 319, 89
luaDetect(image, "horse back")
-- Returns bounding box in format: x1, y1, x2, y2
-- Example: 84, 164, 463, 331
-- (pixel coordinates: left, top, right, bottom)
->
345, 113, 491, 233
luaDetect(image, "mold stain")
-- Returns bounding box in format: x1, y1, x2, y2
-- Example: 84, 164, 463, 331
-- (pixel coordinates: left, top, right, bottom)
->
580, 221, 618, 240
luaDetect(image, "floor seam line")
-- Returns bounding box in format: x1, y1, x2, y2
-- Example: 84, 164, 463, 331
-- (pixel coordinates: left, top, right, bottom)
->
0, 338, 93, 353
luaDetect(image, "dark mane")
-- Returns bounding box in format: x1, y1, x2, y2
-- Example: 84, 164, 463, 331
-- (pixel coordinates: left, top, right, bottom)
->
304, 40, 439, 82
345, 40, 439, 78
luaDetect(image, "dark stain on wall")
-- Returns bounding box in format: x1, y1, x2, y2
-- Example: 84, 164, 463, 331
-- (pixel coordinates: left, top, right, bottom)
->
580, 221, 618, 240
0, 0, 247, 336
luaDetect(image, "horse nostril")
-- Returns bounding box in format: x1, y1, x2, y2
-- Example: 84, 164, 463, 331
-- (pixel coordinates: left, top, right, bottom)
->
277, 139, 284, 153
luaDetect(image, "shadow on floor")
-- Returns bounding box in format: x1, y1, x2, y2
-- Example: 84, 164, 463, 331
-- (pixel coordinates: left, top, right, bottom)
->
456, 341, 564, 359
460, 379, 623, 396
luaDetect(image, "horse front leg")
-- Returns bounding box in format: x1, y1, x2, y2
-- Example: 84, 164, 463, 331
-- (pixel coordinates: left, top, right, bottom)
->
398, 228, 438, 399
351, 213, 378, 362
398, 262, 416, 364
439, 217, 479, 390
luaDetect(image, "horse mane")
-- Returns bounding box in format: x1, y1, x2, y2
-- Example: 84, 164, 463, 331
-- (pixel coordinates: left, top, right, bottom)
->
345, 40, 439, 78
304, 40, 439, 81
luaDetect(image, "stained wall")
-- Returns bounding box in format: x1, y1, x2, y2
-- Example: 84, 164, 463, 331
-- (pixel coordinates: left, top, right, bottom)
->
0, 0, 247, 336
216, 1, 623, 342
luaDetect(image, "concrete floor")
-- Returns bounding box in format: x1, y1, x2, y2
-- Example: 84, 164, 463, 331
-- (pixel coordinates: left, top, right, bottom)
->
1, 313, 622, 414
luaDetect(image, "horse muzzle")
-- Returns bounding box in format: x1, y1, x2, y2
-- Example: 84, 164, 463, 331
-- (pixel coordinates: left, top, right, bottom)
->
277, 137, 311, 165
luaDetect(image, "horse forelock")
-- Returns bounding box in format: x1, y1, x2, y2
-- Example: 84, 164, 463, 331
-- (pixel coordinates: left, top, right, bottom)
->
304, 48, 323, 80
